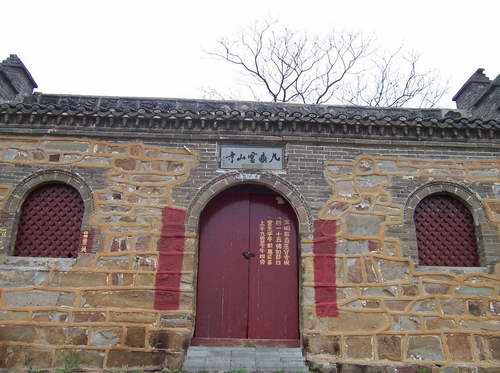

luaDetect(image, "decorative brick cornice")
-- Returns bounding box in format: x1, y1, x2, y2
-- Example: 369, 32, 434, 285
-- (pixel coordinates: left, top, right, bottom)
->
0, 93, 499, 142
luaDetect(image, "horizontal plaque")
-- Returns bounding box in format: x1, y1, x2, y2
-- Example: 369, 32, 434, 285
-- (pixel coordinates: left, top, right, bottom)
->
220, 145, 284, 170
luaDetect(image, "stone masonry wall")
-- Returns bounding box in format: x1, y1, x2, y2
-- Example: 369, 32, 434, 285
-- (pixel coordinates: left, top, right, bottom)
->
0, 135, 198, 371
0, 132, 499, 371
303, 156, 500, 371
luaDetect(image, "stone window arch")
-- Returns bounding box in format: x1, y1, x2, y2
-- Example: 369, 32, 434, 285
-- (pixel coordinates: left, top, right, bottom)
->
403, 182, 496, 267
2, 170, 94, 257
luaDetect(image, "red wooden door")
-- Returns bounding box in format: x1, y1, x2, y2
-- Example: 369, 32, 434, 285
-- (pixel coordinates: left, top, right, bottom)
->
194, 186, 299, 342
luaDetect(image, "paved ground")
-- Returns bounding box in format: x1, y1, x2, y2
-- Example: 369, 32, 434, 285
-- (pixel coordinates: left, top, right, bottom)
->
183, 346, 309, 372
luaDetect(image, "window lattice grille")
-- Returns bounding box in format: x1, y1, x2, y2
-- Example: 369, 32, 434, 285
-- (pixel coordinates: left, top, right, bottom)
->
14, 183, 84, 258
415, 194, 479, 267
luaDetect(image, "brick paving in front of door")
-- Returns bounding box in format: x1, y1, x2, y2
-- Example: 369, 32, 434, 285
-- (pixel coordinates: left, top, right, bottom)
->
183, 346, 309, 372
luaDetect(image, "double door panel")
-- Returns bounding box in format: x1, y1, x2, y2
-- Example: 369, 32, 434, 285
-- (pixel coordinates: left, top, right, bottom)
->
195, 187, 298, 341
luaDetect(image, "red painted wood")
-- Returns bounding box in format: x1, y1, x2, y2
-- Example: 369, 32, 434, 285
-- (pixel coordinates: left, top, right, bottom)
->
248, 192, 299, 340
15, 183, 84, 258
154, 207, 186, 310
195, 189, 250, 339
313, 219, 338, 317
195, 185, 299, 342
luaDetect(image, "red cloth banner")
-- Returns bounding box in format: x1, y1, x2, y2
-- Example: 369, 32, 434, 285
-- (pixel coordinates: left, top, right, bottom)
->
313, 219, 338, 317
154, 207, 187, 310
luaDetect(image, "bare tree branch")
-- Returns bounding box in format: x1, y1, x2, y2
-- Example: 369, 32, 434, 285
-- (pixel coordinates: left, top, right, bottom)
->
206, 20, 448, 107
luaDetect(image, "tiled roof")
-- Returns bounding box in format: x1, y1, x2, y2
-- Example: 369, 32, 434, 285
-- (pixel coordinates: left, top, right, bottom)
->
0, 93, 498, 142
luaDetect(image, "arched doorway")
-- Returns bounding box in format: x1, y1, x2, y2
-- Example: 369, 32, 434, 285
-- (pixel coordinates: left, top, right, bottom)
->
193, 184, 299, 345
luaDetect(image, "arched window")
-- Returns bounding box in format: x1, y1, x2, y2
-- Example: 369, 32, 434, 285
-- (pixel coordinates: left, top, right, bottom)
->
414, 193, 479, 266
14, 182, 85, 258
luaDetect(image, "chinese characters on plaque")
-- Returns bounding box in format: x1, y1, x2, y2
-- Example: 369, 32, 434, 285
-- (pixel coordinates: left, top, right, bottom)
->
220, 145, 284, 170
258, 217, 291, 267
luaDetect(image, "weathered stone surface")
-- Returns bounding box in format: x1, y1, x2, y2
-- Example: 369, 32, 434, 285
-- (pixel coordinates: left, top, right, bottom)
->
51, 270, 107, 287
54, 349, 105, 369
392, 315, 421, 331
0, 345, 52, 369
149, 329, 189, 350
320, 311, 388, 333
110, 311, 157, 323
446, 334, 473, 361
115, 158, 137, 170
106, 349, 166, 368
454, 286, 492, 296
412, 299, 439, 313
0, 310, 30, 320
135, 273, 156, 286
344, 336, 373, 359
425, 317, 455, 330
346, 258, 364, 283
126, 326, 145, 347
4, 290, 75, 307
376, 259, 409, 282
73, 311, 106, 322
159, 313, 193, 328
441, 299, 466, 315
424, 282, 450, 295
377, 335, 401, 361
42, 140, 90, 152
89, 328, 121, 347
305, 335, 341, 355
0, 269, 48, 287
0, 324, 36, 342
345, 213, 384, 236
96, 255, 130, 269
111, 272, 134, 286
407, 335, 444, 361
36, 327, 87, 345
81, 289, 154, 308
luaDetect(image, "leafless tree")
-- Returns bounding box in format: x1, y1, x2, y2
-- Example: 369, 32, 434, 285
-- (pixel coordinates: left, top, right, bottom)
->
206, 21, 448, 107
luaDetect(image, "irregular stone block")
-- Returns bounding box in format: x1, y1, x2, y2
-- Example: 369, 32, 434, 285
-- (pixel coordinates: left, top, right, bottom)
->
4, 290, 75, 307
72, 311, 106, 322
126, 326, 145, 347
344, 336, 373, 359
32, 311, 68, 322
111, 272, 134, 286
0, 310, 30, 320
106, 349, 166, 368
0, 324, 36, 342
50, 270, 107, 287
377, 335, 402, 361
148, 329, 189, 350
0, 345, 52, 369
115, 158, 137, 170
424, 282, 450, 295
411, 299, 439, 313
407, 335, 444, 361
455, 286, 492, 296
376, 259, 409, 282
110, 311, 157, 323
441, 299, 466, 315
320, 311, 388, 333
89, 328, 121, 347
54, 349, 105, 369
96, 255, 130, 269
346, 258, 364, 283
159, 313, 193, 328
446, 334, 473, 362
345, 213, 384, 236
42, 141, 90, 152
0, 269, 48, 287
81, 290, 154, 308
305, 335, 341, 355
425, 317, 455, 330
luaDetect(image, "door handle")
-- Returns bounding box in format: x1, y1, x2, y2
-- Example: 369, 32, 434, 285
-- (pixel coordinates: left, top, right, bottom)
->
242, 250, 255, 259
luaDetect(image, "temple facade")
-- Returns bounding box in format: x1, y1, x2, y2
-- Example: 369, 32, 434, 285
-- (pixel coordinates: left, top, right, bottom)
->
0, 54, 499, 372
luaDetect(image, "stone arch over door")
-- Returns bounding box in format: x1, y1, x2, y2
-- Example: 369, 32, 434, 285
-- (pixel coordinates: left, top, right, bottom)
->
186, 170, 313, 239
2, 169, 94, 256
402, 181, 496, 267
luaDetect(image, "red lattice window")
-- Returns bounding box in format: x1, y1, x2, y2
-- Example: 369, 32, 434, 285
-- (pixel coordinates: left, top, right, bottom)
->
414, 194, 479, 266
14, 183, 84, 258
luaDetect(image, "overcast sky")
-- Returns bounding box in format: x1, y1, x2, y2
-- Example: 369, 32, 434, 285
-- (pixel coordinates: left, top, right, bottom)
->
1, 0, 498, 109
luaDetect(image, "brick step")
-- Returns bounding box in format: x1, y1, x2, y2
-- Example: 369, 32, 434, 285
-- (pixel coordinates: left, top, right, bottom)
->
183, 346, 309, 372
